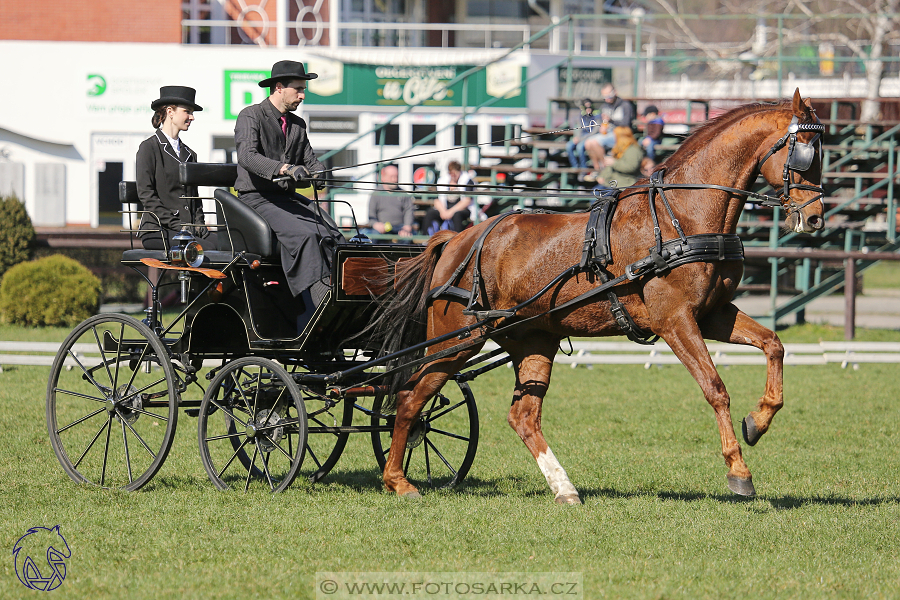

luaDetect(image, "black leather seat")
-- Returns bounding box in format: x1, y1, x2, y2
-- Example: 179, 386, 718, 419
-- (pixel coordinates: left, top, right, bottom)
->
118, 174, 253, 265
179, 163, 279, 260
213, 188, 279, 258
119, 180, 165, 261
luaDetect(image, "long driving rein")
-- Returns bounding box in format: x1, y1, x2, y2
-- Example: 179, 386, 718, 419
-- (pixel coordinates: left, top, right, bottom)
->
320, 115, 828, 388
422, 114, 827, 341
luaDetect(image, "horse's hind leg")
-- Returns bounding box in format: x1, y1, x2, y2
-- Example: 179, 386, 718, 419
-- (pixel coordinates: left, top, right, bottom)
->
659, 318, 755, 496
503, 337, 581, 505
699, 303, 784, 446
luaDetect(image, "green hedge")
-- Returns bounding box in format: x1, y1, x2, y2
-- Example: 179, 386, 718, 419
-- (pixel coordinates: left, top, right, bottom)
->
0, 255, 101, 327
0, 194, 36, 280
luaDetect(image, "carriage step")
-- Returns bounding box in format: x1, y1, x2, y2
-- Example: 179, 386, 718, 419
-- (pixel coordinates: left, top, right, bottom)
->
184, 405, 212, 417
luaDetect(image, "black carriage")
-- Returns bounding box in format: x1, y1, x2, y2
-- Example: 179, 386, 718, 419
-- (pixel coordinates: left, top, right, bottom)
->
46, 163, 489, 492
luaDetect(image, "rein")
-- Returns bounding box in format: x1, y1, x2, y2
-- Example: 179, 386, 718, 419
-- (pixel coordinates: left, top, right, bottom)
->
321, 109, 828, 388
425, 114, 826, 340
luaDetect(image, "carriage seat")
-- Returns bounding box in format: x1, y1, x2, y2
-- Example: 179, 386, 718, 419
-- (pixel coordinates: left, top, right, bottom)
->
179, 163, 280, 260
119, 180, 167, 263
117, 176, 261, 266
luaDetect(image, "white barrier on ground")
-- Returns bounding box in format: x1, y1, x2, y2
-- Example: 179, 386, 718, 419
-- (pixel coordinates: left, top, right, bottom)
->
3, 340, 898, 371
481, 341, 900, 369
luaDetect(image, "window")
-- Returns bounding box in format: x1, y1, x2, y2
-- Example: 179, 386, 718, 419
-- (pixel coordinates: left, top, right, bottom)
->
317, 149, 357, 184
467, 0, 534, 19
373, 123, 400, 146
98, 161, 123, 226
454, 124, 479, 147
412, 124, 437, 146
491, 124, 521, 146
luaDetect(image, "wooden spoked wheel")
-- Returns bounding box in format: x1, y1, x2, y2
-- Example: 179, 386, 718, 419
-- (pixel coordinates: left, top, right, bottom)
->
47, 314, 179, 490
371, 379, 479, 489
198, 357, 307, 492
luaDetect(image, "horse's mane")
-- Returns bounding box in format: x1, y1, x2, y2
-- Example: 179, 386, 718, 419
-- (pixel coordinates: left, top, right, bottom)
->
660, 101, 791, 172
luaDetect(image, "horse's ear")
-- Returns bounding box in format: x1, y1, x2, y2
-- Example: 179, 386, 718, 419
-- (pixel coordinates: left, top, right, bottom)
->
793, 88, 812, 119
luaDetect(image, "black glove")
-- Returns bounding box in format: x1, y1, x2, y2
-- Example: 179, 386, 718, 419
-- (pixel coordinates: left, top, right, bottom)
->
285, 164, 312, 184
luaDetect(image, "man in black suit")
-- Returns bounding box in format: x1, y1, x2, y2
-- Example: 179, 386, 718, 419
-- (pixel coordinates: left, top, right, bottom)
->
234, 60, 342, 304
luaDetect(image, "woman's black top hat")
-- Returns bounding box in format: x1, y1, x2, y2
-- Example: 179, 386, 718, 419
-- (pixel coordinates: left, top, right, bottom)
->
259, 60, 318, 88
151, 86, 203, 111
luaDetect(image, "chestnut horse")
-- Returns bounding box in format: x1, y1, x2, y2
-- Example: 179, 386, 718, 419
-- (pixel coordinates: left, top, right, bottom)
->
372, 90, 825, 503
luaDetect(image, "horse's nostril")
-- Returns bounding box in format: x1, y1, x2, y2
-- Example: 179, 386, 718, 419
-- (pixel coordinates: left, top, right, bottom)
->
807, 214, 824, 230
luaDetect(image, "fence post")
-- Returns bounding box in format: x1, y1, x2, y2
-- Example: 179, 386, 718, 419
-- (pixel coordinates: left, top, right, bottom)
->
844, 257, 856, 340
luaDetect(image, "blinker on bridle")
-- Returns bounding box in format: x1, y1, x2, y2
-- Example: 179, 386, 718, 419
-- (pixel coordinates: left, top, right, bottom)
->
758, 115, 826, 216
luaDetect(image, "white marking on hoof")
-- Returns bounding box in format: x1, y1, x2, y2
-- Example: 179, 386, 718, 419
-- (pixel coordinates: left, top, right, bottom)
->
536, 448, 579, 499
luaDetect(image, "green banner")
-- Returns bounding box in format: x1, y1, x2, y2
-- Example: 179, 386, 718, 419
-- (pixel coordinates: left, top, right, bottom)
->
304, 61, 527, 108
222, 62, 527, 119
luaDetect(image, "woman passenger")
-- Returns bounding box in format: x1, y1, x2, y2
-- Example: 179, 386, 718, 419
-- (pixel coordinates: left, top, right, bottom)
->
136, 86, 217, 250
587, 126, 644, 189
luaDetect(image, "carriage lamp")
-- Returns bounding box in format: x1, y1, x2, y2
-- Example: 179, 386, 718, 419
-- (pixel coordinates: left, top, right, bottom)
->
170, 226, 205, 268
170, 227, 205, 304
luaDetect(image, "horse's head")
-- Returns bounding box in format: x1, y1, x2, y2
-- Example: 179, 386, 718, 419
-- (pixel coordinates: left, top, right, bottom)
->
757, 89, 825, 233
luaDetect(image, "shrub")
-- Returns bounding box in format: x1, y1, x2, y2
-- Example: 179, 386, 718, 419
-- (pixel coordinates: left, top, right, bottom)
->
0, 194, 36, 280
0, 255, 101, 327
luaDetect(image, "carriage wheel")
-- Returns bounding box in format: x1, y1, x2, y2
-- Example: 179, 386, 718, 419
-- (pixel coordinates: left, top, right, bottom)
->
47, 314, 179, 490
298, 387, 354, 483
371, 379, 479, 489
220, 381, 351, 485
198, 357, 307, 492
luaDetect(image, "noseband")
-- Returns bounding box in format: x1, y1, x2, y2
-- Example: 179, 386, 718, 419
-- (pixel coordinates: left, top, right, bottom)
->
758, 115, 826, 216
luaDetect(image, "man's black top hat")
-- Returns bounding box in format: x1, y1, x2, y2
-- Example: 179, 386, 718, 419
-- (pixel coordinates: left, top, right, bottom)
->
259, 60, 319, 88
151, 86, 203, 111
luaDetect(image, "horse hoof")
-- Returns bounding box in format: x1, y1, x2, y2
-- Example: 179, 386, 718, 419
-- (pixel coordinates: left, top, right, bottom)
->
555, 494, 582, 505
400, 490, 422, 500
742, 415, 761, 446
726, 474, 756, 497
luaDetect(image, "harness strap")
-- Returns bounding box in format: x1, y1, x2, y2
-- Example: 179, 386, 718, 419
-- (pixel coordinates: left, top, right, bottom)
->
579, 195, 618, 271
606, 291, 659, 345
647, 173, 663, 252
550, 233, 744, 317
427, 211, 519, 305
650, 170, 687, 244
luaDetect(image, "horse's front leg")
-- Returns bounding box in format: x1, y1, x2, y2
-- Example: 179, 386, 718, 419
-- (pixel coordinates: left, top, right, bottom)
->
382, 368, 451, 498
503, 338, 581, 505
382, 345, 479, 498
699, 303, 784, 446
660, 318, 755, 497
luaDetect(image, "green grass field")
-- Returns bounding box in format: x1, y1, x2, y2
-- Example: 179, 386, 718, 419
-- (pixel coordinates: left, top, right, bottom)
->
863, 260, 900, 290
1, 325, 899, 599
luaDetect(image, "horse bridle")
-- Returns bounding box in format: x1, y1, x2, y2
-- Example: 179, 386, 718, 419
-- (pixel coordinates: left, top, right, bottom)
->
758, 115, 826, 216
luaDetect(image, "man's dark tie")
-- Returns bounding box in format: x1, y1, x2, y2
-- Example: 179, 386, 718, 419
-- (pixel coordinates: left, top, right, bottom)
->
280, 115, 288, 138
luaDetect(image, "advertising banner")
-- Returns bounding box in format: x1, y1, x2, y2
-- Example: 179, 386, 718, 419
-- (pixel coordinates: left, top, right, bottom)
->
220, 61, 527, 115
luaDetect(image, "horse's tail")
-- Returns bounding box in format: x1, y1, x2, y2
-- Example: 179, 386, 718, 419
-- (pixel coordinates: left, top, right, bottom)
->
364, 230, 457, 406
